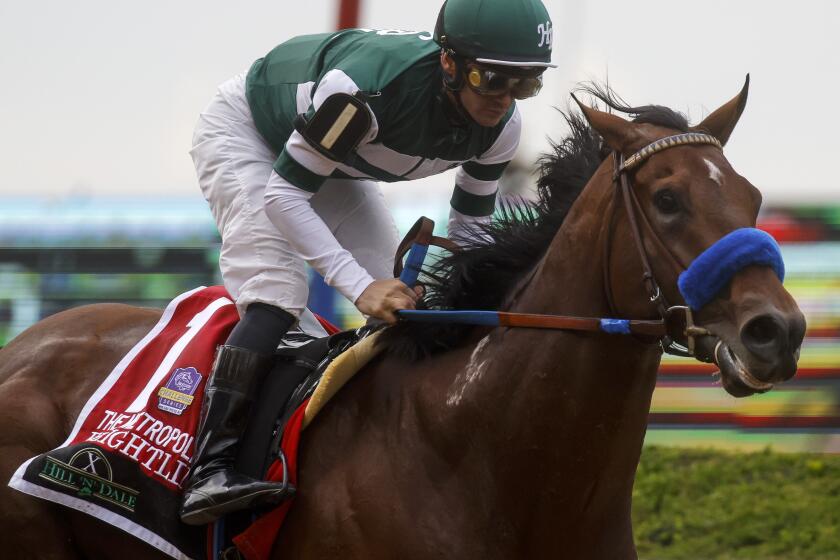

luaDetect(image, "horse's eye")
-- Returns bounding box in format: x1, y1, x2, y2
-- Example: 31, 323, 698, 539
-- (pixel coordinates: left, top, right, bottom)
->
653, 189, 681, 214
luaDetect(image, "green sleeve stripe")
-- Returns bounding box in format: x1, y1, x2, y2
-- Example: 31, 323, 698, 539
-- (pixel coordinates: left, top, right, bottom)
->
350, 154, 405, 183
451, 184, 497, 217
273, 150, 328, 193
462, 160, 510, 181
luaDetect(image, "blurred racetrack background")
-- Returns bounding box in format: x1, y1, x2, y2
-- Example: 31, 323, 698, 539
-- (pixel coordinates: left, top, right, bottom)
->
1, 5, 839, 555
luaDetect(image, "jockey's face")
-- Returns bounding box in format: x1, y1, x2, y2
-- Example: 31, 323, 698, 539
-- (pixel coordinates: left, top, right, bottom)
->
458, 79, 514, 127
441, 53, 514, 127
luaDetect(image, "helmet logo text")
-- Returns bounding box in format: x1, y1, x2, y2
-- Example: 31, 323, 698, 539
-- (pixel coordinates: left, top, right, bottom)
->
537, 21, 553, 48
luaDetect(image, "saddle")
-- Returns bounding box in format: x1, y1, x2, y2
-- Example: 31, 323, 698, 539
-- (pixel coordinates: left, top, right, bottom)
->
236, 328, 361, 480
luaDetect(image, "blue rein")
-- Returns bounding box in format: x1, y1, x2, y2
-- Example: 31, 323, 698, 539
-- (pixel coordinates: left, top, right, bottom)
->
396, 225, 785, 337
397, 240, 659, 335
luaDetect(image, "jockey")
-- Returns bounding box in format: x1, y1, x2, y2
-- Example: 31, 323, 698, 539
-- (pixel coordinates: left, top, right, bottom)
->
181, 0, 556, 525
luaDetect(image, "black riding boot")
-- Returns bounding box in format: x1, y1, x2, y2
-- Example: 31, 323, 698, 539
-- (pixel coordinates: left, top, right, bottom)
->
179, 345, 294, 526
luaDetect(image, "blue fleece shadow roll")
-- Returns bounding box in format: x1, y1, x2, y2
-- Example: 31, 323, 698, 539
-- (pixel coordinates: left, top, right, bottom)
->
677, 228, 785, 310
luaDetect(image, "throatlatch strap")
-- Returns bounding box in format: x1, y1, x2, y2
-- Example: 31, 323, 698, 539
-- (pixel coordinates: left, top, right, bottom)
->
678, 228, 785, 310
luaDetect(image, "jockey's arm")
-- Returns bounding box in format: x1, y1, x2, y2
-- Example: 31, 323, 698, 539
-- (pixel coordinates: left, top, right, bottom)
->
264, 171, 418, 323
447, 105, 522, 243
263, 130, 419, 324
263, 168, 373, 303
448, 163, 505, 243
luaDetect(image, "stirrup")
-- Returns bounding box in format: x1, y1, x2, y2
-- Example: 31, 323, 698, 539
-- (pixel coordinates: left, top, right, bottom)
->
273, 448, 293, 495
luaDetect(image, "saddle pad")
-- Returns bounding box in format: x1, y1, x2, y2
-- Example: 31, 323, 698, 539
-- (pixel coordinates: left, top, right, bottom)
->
7, 286, 348, 560
8, 286, 238, 560
303, 331, 383, 428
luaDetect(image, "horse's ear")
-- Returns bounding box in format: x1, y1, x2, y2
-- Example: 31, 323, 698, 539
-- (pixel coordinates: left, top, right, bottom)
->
571, 93, 639, 153
692, 75, 750, 146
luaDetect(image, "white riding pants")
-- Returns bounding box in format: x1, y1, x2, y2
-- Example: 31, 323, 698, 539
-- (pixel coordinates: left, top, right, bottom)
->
190, 74, 400, 319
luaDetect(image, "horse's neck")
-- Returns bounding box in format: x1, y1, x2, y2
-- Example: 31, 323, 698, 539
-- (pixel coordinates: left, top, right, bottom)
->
442, 166, 662, 534
514, 184, 614, 317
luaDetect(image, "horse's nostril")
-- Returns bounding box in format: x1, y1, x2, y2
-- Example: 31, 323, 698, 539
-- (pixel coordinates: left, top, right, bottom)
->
745, 316, 780, 346
741, 314, 787, 362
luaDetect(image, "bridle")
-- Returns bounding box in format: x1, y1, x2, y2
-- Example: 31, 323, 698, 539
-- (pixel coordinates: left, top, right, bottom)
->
606, 132, 722, 357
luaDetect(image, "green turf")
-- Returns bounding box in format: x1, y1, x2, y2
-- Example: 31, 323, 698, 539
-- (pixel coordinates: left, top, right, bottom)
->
633, 446, 840, 559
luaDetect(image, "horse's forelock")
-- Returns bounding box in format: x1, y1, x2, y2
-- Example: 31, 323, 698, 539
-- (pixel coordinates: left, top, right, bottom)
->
577, 83, 691, 132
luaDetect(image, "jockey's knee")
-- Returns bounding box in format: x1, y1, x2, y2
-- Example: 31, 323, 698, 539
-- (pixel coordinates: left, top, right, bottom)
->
226, 302, 295, 354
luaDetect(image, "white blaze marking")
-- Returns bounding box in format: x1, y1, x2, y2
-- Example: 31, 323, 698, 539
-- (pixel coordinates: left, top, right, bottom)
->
704, 158, 724, 186
446, 335, 491, 407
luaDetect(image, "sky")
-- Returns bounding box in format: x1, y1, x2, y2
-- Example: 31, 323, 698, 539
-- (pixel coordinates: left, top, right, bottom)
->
0, 0, 837, 204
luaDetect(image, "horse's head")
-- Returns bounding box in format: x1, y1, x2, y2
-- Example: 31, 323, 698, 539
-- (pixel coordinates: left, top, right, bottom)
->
575, 77, 805, 397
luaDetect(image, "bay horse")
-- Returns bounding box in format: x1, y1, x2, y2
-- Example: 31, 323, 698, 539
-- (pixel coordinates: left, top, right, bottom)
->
0, 79, 804, 559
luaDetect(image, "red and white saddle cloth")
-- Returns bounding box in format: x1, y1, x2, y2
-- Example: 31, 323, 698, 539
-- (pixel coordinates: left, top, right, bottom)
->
8, 286, 334, 560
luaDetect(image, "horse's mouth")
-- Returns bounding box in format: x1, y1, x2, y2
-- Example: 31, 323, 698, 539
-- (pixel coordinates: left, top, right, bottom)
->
691, 328, 801, 398
712, 340, 774, 397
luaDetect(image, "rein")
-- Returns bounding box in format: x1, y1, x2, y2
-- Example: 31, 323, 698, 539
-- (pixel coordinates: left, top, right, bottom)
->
396, 132, 784, 358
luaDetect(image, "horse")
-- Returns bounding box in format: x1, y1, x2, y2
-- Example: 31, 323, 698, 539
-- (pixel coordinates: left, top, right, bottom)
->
0, 79, 805, 559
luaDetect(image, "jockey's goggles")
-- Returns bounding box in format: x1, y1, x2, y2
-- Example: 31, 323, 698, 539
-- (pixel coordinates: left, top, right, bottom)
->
463, 64, 544, 99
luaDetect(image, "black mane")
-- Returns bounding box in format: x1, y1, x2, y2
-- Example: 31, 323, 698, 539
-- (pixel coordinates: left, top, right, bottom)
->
378, 85, 689, 360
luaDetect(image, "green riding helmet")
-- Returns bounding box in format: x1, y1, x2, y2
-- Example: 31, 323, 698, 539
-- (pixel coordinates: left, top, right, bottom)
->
433, 0, 556, 69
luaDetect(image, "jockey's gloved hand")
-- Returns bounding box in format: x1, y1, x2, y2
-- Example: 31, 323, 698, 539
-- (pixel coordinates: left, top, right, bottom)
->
355, 279, 422, 324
